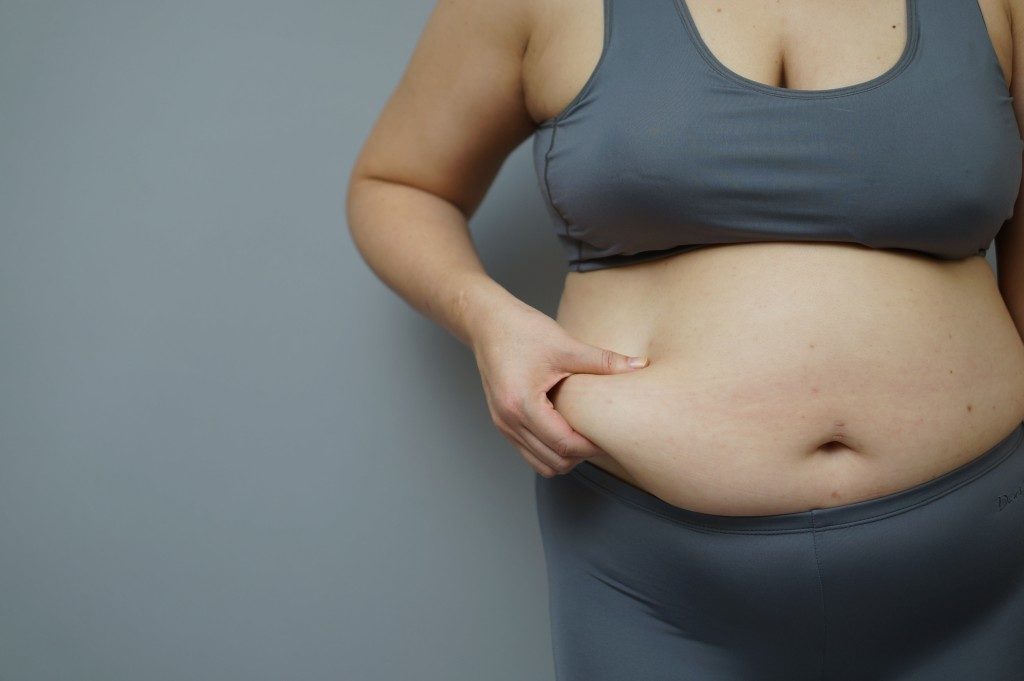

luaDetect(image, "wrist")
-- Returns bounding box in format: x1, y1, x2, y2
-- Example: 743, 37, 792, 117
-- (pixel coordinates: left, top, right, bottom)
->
454, 276, 523, 350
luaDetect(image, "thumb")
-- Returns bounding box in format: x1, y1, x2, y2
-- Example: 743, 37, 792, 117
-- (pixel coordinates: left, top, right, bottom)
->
564, 343, 649, 375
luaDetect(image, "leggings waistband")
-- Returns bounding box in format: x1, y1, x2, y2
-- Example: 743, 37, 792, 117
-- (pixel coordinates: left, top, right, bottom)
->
568, 420, 1024, 534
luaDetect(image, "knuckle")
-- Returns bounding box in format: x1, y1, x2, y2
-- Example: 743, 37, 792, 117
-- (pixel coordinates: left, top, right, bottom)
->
498, 390, 524, 418
554, 458, 574, 473
551, 435, 574, 460
523, 453, 554, 478
490, 410, 509, 432
601, 349, 615, 372
550, 344, 573, 367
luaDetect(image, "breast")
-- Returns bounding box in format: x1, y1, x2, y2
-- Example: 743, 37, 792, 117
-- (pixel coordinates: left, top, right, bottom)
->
533, 68, 1023, 273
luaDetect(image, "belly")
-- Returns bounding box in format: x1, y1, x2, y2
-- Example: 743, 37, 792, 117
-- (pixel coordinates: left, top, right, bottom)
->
549, 242, 1024, 516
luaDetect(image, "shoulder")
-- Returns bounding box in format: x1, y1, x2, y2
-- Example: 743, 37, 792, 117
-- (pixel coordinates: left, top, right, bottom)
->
350, 0, 544, 216
425, 0, 536, 52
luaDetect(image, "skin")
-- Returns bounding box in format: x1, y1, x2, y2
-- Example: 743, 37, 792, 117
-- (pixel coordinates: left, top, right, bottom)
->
347, 0, 1024, 515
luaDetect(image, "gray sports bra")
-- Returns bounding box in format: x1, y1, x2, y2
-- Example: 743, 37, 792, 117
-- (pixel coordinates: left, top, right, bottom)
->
532, 0, 1023, 272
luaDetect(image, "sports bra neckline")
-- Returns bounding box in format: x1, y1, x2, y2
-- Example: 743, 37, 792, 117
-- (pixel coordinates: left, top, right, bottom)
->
672, 0, 921, 99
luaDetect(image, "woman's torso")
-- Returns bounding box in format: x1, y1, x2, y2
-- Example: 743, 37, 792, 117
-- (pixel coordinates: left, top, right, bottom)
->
522, 0, 1024, 515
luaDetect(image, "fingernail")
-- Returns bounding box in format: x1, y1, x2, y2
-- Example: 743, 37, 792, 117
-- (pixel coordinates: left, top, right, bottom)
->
628, 356, 649, 369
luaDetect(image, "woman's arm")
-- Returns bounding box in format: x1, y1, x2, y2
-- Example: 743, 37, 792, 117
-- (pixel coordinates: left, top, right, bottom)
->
345, 0, 649, 478
346, 0, 538, 348
996, 0, 1024, 335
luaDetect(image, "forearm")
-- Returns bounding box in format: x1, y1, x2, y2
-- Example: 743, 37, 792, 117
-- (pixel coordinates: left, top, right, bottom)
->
346, 175, 526, 349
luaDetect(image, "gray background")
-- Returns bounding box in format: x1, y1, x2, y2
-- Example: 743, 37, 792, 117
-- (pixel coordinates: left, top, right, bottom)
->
0, 2, 566, 679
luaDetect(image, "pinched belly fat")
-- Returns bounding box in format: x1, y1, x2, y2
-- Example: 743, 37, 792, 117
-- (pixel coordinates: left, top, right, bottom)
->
548, 345, 1024, 517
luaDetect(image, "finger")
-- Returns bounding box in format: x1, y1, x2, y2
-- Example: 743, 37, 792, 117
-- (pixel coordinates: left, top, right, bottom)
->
518, 426, 578, 474
508, 431, 558, 477
495, 420, 557, 477
519, 424, 594, 476
516, 443, 557, 478
523, 396, 606, 460
561, 342, 649, 375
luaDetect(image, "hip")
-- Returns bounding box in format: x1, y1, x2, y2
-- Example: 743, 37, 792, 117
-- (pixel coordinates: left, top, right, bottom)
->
534, 417, 1024, 679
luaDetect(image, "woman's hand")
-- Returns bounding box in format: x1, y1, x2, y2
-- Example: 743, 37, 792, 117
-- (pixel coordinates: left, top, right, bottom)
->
469, 299, 650, 478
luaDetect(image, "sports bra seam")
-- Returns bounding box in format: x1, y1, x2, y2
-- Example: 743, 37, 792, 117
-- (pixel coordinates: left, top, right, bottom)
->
542, 122, 584, 270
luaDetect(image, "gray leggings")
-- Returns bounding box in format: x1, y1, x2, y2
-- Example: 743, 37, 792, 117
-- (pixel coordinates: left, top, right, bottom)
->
534, 420, 1024, 680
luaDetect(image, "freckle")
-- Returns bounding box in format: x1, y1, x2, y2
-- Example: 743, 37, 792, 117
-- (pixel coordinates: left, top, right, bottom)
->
966, 404, 973, 412
809, 342, 815, 348
831, 490, 840, 499
949, 369, 953, 374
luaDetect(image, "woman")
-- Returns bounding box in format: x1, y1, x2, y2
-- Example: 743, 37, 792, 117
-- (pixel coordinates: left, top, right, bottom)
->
347, 0, 1024, 677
